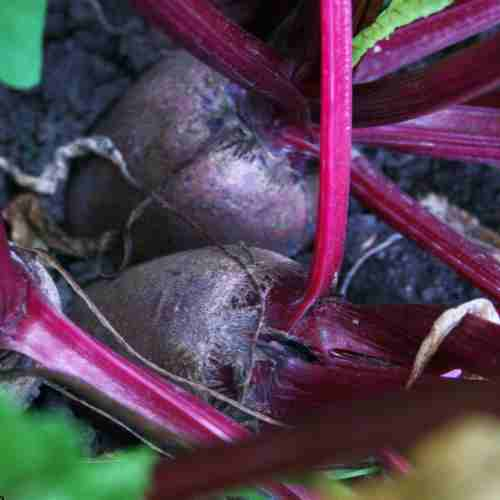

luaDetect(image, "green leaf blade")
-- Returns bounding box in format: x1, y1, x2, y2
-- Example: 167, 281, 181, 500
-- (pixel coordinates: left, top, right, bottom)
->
223, 487, 269, 499
0, 391, 156, 500
353, 0, 454, 66
0, 0, 47, 89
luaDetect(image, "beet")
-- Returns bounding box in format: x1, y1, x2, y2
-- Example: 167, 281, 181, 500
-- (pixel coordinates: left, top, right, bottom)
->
68, 246, 306, 395
65, 51, 316, 263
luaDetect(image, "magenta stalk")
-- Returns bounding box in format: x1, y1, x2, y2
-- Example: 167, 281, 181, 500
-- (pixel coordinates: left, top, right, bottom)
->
259, 355, 460, 421
353, 105, 500, 167
292, 299, 500, 378
353, 31, 500, 127
277, 128, 500, 305
351, 153, 500, 302
1, 286, 249, 448
131, 0, 500, 132
147, 383, 500, 499
282, 104, 500, 167
130, 0, 307, 117
0, 224, 29, 325
285, 0, 352, 330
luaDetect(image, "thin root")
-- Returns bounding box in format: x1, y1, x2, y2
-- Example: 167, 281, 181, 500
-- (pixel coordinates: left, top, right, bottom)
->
42, 377, 173, 457
339, 233, 403, 298
101, 197, 154, 278
149, 190, 268, 405
73, 141, 270, 406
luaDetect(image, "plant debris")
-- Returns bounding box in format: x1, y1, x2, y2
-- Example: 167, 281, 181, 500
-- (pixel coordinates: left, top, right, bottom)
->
4, 193, 116, 257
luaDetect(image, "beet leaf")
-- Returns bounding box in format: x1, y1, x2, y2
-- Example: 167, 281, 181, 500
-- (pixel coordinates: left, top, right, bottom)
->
0, 391, 155, 500
353, 0, 454, 66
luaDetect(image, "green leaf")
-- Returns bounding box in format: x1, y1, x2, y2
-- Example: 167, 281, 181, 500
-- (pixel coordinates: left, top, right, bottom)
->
223, 466, 379, 499
353, 0, 454, 66
325, 465, 381, 480
0, 0, 47, 89
223, 487, 268, 499
0, 391, 155, 499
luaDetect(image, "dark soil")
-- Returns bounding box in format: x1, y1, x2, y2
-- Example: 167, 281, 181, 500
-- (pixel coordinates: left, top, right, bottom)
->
1, 0, 498, 450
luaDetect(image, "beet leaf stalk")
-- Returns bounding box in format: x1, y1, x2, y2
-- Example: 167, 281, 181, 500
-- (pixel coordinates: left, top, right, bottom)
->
350, 153, 500, 302
277, 129, 500, 304
147, 383, 500, 499
255, 354, 462, 421
353, 30, 500, 127
0, 224, 311, 500
284, 0, 352, 330
286, 104, 500, 167
130, 0, 308, 119
0, 225, 28, 326
353, 104, 500, 167
290, 299, 500, 379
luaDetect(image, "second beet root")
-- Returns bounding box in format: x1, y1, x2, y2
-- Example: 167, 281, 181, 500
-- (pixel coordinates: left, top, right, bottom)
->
65, 51, 317, 263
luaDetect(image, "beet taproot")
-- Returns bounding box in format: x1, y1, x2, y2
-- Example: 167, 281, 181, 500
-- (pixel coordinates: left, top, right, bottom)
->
68, 245, 306, 399
65, 51, 316, 263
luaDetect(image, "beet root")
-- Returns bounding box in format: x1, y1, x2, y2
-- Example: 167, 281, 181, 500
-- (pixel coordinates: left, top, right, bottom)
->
65, 51, 316, 263
68, 246, 306, 400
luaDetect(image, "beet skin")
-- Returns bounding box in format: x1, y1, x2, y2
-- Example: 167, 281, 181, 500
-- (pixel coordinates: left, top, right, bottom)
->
66, 51, 316, 262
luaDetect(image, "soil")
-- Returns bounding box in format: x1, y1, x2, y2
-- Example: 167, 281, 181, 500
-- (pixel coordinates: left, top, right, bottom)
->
1, 0, 498, 451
